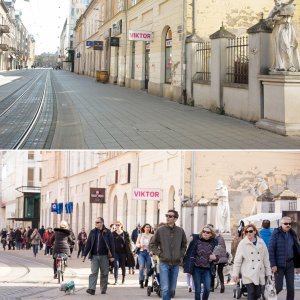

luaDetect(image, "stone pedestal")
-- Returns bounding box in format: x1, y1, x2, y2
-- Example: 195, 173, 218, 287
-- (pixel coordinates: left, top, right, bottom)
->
223, 233, 234, 254
256, 73, 300, 136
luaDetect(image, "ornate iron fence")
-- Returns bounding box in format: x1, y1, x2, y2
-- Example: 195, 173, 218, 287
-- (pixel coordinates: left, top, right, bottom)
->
194, 41, 211, 82
226, 36, 249, 84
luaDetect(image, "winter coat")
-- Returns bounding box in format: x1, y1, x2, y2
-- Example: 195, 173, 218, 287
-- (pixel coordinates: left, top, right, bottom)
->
214, 234, 228, 264
83, 226, 115, 260
131, 228, 141, 244
183, 234, 218, 274
77, 232, 87, 245
43, 231, 54, 247
8, 231, 15, 241
15, 229, 22, 243
51, 228, 71, 256
149, 224, 187, 265
232, 236, 271, 285
259, 228, 273, 248
113, 231, 135, 267
269, 227, 300, 268
31, 232, 42, 245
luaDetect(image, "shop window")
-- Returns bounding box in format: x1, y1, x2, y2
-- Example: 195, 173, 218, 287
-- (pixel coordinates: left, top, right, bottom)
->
165, 28, 172, 84
131, 42, 136, 79
28, 168, 34, 186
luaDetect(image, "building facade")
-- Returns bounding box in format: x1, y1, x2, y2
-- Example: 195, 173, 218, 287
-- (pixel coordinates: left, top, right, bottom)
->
73, 0, 300, 106
0, 0, 35, 71
1, 151, 42, 229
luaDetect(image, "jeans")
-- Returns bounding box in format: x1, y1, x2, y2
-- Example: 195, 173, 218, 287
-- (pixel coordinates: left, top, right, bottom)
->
138, 250, 151, 281
77, 243, 85, 258
32, 244, 38, 256
16, 241, 22, 250
245, 283, 264, 300
89, 255, 109, 292
159, 262, 179, 300
193, 267, 211, 300
114, 253, 127, 280
275, 260, 295, 300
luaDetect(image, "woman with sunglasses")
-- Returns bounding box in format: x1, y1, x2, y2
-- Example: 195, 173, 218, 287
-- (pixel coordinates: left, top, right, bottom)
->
184, 225, 218, 300
232, 224, 271, 300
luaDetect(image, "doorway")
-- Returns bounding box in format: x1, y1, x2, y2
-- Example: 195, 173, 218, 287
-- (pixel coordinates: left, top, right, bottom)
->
145, 42, 150, 90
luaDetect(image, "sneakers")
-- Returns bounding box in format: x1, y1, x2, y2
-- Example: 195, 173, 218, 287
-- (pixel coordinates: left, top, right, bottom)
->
53, 274, 57, 279
86, 289, 95, 295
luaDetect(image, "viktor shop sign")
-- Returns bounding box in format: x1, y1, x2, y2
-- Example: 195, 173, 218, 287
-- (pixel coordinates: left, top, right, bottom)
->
132, 188, 161, 201
128, 30, 153, 42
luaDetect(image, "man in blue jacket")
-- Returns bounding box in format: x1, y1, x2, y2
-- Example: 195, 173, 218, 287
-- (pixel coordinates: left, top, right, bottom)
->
269, 216, 300, 300
259, 220, 273, 248
83, 217, 115, 295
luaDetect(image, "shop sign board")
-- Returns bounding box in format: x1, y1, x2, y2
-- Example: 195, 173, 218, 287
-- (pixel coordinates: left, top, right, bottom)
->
132, 188, 161, 201
129, 30, 153, 42
110, 37, 120, 47
90, 188, 106, 203
94, 41, 103, 50
86, 41, 93, 48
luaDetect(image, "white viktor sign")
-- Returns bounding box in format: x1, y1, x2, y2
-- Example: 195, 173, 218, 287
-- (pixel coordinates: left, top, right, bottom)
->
132, 188, 161, 201
128, 30, 153, 41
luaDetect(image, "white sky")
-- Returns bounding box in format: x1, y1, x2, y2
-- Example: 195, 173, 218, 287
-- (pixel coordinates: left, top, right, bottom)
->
15, 0, 69, 55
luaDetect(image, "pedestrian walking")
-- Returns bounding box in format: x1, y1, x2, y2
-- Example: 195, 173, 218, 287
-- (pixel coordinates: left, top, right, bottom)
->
1, 228, 7, 251
43, 227, 54, 255
83, 217, 115, 295
77, 227, 87, 258
213, 229, 229, 293
233, 224, 272, 300
150, 210, 187, 300
8, 228, 15, 250
130, 224, 141, 274
184, 225, 218, 300
112, 221, 135, 285
15, 227, 22, 250
68, 227, 76, 257
51, 220, 72, 279
31, 228, 42, 257
259, 219, 273, 248
136, 223, 153, 288
38, 225, 45, 250
26, 226, 33, 249
269, 216, 300, 300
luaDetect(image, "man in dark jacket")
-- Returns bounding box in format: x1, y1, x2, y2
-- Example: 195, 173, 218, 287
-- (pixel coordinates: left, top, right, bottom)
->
150, 210, 187, 300
38, 225, 45, 250
14, 228, 22, 250
83, 217, 115, 295
269, 216, 300, 300
51, 220, 72, 279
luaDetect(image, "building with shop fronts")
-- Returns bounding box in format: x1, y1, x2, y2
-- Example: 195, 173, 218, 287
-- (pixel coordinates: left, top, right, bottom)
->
0, 0, 35, 71
1, 151, 42, 229
72, 0, 297, 102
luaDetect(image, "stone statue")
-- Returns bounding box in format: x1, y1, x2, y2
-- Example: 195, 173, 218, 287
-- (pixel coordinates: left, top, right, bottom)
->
248, 176, 269, 214
267, 0, 300, 72
215, 180, 230, 233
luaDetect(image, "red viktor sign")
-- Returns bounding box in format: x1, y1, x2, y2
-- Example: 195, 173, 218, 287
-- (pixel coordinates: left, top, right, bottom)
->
90, 188, 106, 203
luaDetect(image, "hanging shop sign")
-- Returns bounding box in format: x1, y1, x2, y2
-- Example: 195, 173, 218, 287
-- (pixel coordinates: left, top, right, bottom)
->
110, 37, 120, 47
86, 41, 94, 48
65, 202, 73, 214
129, 30, 153, 42
119, 163, 131, 185
51, 203, 57, 213
132, 188, 162, 201
112, 20, 122, 36
166, 39, 172, 47
94, 41, 103, 50
90, 188, 106, 203
103, 28, 111, 39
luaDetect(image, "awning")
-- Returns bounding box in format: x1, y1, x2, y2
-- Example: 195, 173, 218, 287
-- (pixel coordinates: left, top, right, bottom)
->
241, 213, 282, 228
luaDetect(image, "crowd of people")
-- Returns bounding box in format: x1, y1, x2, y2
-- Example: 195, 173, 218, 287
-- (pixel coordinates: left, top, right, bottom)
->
1, 213, 300, 300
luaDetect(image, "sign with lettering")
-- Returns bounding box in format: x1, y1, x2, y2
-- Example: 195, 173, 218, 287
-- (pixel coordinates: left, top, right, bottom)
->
86, 41, 93, 48
129, 30, 153, 42
90, 188, 106, 203
132, 188, 161, 201
110, 37, 120, 47
94, 41, 103, 50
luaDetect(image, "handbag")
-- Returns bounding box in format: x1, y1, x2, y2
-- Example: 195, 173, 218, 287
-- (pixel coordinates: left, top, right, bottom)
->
264, 274, 277, 300
102, 233, 113, 258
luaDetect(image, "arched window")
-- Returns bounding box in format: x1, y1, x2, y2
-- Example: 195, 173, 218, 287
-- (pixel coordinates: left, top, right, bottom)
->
165, 28, 173, 84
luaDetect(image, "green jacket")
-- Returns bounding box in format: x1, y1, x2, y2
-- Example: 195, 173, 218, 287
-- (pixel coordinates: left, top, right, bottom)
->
149, 225, 187, 265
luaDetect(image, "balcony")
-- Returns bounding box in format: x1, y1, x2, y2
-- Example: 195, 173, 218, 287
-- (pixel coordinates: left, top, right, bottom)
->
0, 25, 10, 34
0, 44, 9, 51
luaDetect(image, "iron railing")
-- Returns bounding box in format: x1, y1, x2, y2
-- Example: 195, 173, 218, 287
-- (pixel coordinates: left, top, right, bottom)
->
226, 36, 249, 84
194, 41, 211, 82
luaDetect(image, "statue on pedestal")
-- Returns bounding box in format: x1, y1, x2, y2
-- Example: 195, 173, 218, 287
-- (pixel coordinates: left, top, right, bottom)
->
215, 180, 230, 233
267, 0, 300, 72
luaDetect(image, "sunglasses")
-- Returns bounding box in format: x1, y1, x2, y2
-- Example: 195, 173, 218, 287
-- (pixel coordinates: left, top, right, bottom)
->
202, 230, 211, 234
283, 223, 291, 226
165, 214, 175, 218
246, 230, 254, 233
95, 221, 103, 224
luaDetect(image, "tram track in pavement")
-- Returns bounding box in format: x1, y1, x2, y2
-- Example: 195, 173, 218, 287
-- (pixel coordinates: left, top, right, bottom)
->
0, 70, 57, 149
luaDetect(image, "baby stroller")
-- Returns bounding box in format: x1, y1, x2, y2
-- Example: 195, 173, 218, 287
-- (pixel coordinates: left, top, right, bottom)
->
147, 257, 161, 297
233, 278, 248, 299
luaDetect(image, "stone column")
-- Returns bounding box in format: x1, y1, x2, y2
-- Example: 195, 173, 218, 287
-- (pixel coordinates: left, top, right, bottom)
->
247, 19, 272, 121
209, 26, 235, 109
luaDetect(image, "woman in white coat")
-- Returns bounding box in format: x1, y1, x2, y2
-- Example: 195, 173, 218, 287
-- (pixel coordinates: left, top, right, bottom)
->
232, 224, 271, 300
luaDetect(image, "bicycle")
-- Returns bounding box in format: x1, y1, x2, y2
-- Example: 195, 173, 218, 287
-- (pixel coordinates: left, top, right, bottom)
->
55, 253, 68, 283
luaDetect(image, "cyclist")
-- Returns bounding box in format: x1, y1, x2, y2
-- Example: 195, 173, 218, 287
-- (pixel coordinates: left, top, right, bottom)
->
51, 220, 74, 279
